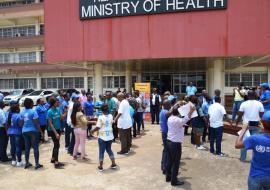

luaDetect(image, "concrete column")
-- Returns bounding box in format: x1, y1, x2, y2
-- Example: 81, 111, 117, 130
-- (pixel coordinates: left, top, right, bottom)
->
94, 62, 103, 98
36, 73, 41, 90
136, 61, 142, 82
125, 62, 132, 93
35, 19, 40, 35
207, 58, 225, 102
36, 49, 41, 63
83, 62, 88, 90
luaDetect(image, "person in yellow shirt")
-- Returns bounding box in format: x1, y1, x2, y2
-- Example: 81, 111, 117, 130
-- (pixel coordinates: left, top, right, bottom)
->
232, 82, 246, 122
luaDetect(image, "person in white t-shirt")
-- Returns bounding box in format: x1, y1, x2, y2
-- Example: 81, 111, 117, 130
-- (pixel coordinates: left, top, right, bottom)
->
208, 96, 230, 156
113, 93, 132, 155
236, 90, 264, 161
91, 104, 117, 172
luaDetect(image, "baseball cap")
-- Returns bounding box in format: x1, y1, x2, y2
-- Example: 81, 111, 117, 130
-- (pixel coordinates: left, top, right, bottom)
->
262, 111, 270, 123
260, 82, 269, 88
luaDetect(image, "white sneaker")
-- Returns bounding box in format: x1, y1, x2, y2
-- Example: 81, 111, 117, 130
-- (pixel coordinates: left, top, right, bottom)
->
11, 161, 16, 166
16, 161, 23, 167
196, 146, 206, 150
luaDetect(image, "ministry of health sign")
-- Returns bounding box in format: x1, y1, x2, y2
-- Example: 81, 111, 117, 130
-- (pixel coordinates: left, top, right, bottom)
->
80, 0, 227, 20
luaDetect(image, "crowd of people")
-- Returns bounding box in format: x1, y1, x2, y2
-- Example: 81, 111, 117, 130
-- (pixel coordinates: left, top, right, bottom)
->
0, 81, 269, 189
158, 82, 270, 188
0, 88, 147, 171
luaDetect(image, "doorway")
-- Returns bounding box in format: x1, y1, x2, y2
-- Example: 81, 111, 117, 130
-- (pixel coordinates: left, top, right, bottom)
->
160, 75, 172, 94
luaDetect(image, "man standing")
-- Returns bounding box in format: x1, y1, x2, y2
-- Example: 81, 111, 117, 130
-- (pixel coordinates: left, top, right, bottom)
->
0, 101, 10, 162
236, 90, 264, 161
105, 92, 116, 116
84, 94, 95, 139
208, 96, 229, 156
159, 99, 172, 174
232, 82, 246, 122
150, 88, 161, 125
114, 93, 132, 155
79, 90, 87, 106
186, 82, 197, 97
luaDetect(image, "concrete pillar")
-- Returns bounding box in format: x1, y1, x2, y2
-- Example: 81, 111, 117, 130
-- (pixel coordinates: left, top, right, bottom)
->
136, 61, 142, 82
36, 49, 41, 63
35, 19, 40, 36
36, 73, 41, 90
83, 62, 88, 91
207, 58, 225, 102
94, 62, 103, 98
125, 62, 132, 93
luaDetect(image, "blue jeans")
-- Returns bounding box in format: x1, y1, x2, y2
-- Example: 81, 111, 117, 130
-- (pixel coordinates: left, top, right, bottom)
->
232, 100, 244, 121
98, 138, 114, 161
248, 176, 270, 190
209, 126, 223, 154
23, 131, 40, 165
135, 112, 144, 132
161, 132, 168, 172
9, 134, 22, 162
240, 126, 260, 161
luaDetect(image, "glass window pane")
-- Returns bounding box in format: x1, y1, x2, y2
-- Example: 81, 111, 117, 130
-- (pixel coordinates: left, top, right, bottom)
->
58, 78, 63, 89
229, 73, 240, 87
88, 77, 93, 90
261, 74, 268, 84
107, 76, 113, 88
241, 73, 252, 87
120, 76, 125, 88
114, 77, 119, 88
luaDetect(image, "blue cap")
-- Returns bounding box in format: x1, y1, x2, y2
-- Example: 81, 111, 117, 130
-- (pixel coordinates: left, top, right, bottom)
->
168, 95, 175, 101
262, 111, 270, 122
9, 100, 18, 106
71, 93, 79, 100
260, 82, 269, 88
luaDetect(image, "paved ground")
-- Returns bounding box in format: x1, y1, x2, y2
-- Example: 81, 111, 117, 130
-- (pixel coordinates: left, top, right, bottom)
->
0, 124, 250, 190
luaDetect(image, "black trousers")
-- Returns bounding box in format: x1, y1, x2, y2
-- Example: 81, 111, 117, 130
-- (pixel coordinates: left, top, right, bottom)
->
49, 130, 61, 162
113, 122, 118, 141
119, 128, 131, 153
0, 127, 8, 161
166, 140, 182, 185
68, 128, 75, 155
151, 106, 160, 124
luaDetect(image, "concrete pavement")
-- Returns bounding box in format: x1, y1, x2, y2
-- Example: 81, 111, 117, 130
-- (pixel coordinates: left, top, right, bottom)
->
0, 125, 249, 190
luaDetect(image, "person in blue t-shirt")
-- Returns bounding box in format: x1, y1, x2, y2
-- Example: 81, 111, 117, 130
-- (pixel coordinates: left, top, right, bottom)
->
159, 99, 173, 174
186, 82, 197, 97
259, 83, 270, 112
47, 98, 66, 169
20, 98, 43, 170
95, 95, 105, 117
235, 111, 270, 190
7, 103, 23, 167
35, 98, 48, 143
84, 94, 94, 138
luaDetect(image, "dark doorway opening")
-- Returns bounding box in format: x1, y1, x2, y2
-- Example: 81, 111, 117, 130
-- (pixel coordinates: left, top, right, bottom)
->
160, 75, 172, 95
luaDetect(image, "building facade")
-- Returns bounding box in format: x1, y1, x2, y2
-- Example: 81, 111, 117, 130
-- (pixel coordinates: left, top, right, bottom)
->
0, 0, 270, 105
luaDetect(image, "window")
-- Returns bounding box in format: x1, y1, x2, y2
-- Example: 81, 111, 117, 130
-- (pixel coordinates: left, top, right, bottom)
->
74, 77, 84, 88
0, 54, 9, 64
225, 73, 268, 87
0, 79, 14, 89
88, 77, 93, 90
0, 25, 36, 38
18, 52, 36, 63
40, 51, 44, 62
14, 78, 36, 89
41, 77, 84, 89
103, 76, 126, 89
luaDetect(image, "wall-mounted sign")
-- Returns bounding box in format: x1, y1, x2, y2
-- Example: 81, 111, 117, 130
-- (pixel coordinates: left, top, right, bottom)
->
80, 0, 227, 20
